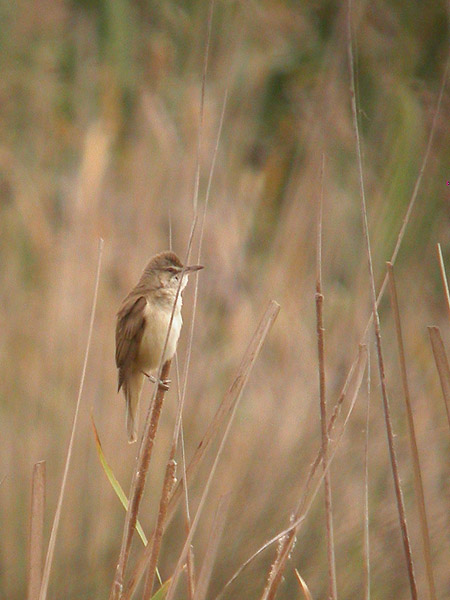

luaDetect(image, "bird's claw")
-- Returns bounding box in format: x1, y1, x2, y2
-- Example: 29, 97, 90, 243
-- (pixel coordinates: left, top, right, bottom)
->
159, 378, 170, 391
142, 371, 170, 391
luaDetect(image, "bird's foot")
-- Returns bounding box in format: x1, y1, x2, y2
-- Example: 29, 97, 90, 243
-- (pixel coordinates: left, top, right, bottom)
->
142, 371, 170, 391
159, 378, 171, 391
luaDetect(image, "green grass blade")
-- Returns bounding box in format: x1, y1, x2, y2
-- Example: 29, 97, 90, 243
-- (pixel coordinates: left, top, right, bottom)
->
151, 578, 171, 600
91, 414, 148, 547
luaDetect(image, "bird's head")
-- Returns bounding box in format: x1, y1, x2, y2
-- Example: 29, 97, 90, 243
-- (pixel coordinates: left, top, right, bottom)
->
141, 251, 203, 294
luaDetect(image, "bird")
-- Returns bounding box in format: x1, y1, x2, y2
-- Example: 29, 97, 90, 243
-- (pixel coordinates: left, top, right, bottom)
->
115, 251, 203, 443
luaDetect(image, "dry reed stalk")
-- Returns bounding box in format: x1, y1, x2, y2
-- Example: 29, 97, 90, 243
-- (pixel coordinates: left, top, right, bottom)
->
428, 326, 450, 430
110, 359, 172, 600
437, 243, 450, 325
362, 342, 371, 600
141, 456, 177, 599
27, 461, 46, 600
261, 529, 295, 600
178, 389, 196, 600
123, 300, 280, 598
194, 493, 231, 600
177, 368, 196, 600
387, 262, 437, 600
183, 515, 196, 600
315, 155, 337, 600
164, 300, 280, 600
38, 239, 103, 600
347, 4, 417, 598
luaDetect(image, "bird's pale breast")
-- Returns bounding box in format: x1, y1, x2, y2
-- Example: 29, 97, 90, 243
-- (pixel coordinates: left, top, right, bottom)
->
138, 297, 182, 371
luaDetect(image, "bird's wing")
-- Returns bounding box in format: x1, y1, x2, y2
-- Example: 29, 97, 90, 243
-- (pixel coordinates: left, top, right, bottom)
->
115, 294, 147, 391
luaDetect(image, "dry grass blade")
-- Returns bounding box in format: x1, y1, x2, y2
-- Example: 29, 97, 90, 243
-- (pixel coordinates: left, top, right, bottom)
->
315, 155, 337, 600
165, 300, 280, 600
28, 461, 46, 600
194, 493, 231, 600
388, 262, 437, 600
437, 243, 450, 325
38, 238, 103, 600
347, 4, 417, 598
294, 569, 313, 600
178, 398, 196, 600
428, 326, 450, 430
363, 342, 371, 600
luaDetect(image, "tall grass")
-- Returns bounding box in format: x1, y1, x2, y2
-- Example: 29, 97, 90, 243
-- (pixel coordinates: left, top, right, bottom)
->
1, 1, 449, 599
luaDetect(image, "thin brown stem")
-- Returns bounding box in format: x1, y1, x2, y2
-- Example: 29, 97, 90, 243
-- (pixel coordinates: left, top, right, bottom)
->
39, 238, 103, 600
315, 155, 337, 600
347, 4, 417, 598
388, 262, 437, 600
177, 364, 196, 600
28, 461, 46, 600
110, 360, 171, 600
362, 340, 371, 600
141, 458, 177, 599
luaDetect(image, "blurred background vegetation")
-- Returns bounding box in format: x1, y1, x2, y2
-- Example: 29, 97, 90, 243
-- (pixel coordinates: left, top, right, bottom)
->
0, 0, 449, 598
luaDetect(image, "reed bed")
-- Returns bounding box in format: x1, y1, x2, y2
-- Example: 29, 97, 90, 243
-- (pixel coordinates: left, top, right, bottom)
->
1, 2, 449, 599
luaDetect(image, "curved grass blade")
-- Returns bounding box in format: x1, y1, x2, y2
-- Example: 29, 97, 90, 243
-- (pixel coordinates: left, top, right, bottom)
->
91, 414, 148, 547
151, 578, 171, 600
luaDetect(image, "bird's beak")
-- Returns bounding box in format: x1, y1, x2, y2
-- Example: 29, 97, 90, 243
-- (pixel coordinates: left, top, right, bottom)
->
185, 264, 204, 273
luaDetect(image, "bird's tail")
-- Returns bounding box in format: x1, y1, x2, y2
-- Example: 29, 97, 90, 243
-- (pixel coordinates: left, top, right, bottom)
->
124, 371, 144, 444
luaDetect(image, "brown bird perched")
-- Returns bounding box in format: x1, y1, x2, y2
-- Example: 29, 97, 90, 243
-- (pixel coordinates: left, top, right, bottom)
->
115, 251, 203, 443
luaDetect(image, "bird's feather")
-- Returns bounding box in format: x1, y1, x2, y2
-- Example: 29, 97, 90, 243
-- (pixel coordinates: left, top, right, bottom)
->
115, 294, 147, 392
